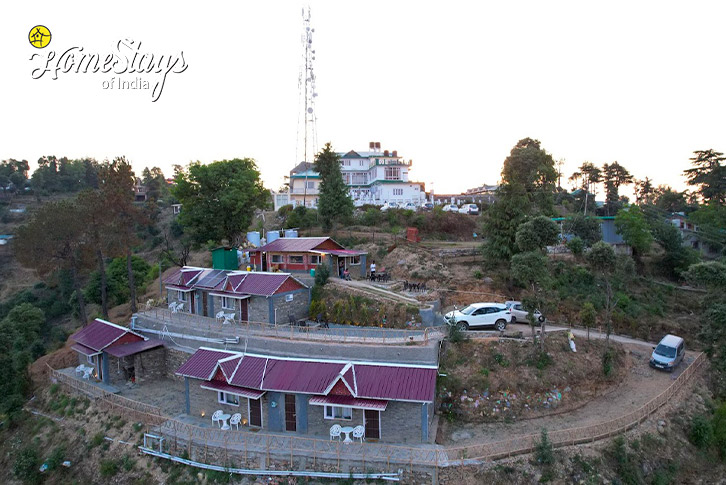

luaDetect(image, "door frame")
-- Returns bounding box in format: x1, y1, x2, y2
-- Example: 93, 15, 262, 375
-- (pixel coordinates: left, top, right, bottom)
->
284, 394, 296, 432
363, 409, 381, 440
247, 398, 263, 428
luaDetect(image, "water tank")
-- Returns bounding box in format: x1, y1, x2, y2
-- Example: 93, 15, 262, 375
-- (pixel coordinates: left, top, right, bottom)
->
284, 229, 298, 238
266, 230, 280, 244
246, 231, 261, 247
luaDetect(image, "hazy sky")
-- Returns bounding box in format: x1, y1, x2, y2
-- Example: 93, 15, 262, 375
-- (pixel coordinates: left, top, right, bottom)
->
2, 1, 725, 196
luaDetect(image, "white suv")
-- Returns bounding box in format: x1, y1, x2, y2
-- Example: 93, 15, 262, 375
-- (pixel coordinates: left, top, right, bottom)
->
445, 303, 512, 331
458, 204, 479, 215
505, 301, 545, 324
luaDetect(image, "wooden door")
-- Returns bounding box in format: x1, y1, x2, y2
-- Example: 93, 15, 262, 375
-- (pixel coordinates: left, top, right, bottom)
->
248, 398, 262, 427
364, 409, 380, 440
240, 299, 248, 322
202, 292, 208, 317
284, 395, 296, 432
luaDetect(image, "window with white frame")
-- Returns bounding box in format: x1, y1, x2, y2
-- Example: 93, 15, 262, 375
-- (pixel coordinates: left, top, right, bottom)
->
218, 391, 239, 406
310, 255, 321, 265
289, 255, 304, 264
306, 181, 315, 189
271, 254, 283, 263
324, 405, 352, 420
87, 354, 95, 364
349, 256, 361, 265
384, 167, 401, 180
393, 188, 403, 196
341, 160, 351, 166
178, 290, 187, 302
221, 296, 234, 310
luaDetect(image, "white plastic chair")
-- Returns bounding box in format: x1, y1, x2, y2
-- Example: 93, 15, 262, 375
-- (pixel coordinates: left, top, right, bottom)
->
211, 410, 223, 428
168, 301, 177, 311
223, 313, 235, 325
75, 364, 86, 376
82, 367, 94, 380
215, 311, 226, 323
329, 424, 342, 441
230, 413, 242, 430
352, 425, 365, 443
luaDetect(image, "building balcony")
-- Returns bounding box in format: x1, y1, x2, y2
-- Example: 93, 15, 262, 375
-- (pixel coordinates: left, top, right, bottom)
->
290, 188, 320, 195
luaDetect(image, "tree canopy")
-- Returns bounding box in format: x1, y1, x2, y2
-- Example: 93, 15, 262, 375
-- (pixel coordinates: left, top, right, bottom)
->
515, 216, 560, 253
172, 158, 267, 245
314, 143, 353, 231
684, 149, 726, 205
614, 206, 653, 259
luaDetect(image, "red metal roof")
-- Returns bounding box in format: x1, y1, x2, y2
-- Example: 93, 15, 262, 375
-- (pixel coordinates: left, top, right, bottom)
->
105, 339, 164, 358
176, 348, 239, 379
178, 349, 437, 403
235, 273, 291, 296
71, 342, 99, 356
354, 365, 437, 402
219, 356, 241, 380
314, 249, 367, 256
254, 237, 341, 253
228, 355, 267, 388
71, 319, 134, 352
262, 360, 345, 394
200, 381, 265, 399
309, 395, 388, 411
166, 267, 305, 297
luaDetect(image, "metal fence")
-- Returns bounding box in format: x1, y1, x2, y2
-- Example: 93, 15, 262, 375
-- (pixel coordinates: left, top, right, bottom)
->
135, 308, 446, 345
47, 352, 706, 471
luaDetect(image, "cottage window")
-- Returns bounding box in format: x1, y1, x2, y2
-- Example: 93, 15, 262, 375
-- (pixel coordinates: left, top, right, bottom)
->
310, 255, 321, 265
87, 354, 95, 365
306, 181, 315, 189
221, 297, 234, 310
349, 256, 361, 265
218, 391, 239, 406
271, 255, 284, 263
178, 291, 187, 302
289, 255, 304, 264
324, 405, 352, 420
393, 188, 403, 196
384, 167, 401, 180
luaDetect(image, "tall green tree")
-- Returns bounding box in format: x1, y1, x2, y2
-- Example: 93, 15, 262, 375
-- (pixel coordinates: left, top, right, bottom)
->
172, 158, 267, 246
563, 214, 602, 247
100, 157, 147, 313
314, 143, 353, 231
515, 216, 560, 253
684, 149, 726, 205
653, 185, 689, 213
14, 199, 93, 325
483, 138, 558, 262
511, 250, 551, 348
569, 162, 601, 195
614, 206, 653, 265
586, 241, 617, 343
602, 162, 633, 215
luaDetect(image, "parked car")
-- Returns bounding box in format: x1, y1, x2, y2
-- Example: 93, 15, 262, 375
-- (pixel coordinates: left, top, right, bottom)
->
380, 202, 399, 212
649, 334, 685, 372
421, 202, 434, 211
458, 203, 480, 215
442, 204, 459, 212
402, 202, 418, 211
505, 301, 545, 324
444, 303, 512, 331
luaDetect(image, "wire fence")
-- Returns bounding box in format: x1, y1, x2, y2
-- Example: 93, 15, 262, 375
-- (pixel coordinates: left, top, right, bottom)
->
48, 352, 705, 471
134, 308, 446, 346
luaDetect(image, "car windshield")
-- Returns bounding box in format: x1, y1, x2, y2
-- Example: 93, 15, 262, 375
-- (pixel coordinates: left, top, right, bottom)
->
654, 344, 676, 358
459, 305, 477, 315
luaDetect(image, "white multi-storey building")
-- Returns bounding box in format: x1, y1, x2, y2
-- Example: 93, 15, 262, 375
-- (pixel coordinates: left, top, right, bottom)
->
273, 142, 426, 210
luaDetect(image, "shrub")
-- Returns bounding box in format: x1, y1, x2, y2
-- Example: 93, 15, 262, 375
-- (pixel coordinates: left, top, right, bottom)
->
90, 432, 105, 448
473, 270, 483, 279
13, 447, 40, 484
45, 446, 66, 471
689, 414, 714, 449
100, 459, 119, 477
535, 428, 554, 465
314, 263, 330, 286
602, 348, 615, 377
493, 353, 510, 367
566, 236, 585, 256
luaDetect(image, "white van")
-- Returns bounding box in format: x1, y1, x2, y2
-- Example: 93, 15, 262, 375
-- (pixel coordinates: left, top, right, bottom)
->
649, 334, 685, 372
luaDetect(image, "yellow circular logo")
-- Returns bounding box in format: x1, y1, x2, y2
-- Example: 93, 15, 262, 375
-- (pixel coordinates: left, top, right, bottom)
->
29, 25, 51, 49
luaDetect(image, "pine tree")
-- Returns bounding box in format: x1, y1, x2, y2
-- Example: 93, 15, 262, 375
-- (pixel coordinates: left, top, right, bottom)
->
314, 143, 353, 231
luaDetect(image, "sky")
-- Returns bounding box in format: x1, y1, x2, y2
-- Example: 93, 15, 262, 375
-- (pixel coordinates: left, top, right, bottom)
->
2, 1, 725, 197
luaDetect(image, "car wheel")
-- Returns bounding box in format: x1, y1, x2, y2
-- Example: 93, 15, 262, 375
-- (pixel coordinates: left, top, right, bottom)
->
495, 319, 506, 332
457, 321, 469, 331
537, 315, 545, 323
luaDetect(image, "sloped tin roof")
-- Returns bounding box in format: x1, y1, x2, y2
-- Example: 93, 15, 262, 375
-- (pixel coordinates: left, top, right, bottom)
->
105, 339, 164, 358
255, 237, 337, 253
71, 319, 130, 352
176, 348, 240, 380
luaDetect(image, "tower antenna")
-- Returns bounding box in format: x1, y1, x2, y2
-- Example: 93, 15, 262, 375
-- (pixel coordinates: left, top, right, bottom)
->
298, 6, 318, 207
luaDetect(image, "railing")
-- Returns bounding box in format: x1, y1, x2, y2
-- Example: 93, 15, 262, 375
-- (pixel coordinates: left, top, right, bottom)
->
135, 308, 446, 346
47, 353, 705, 470
443, 352, 707, 462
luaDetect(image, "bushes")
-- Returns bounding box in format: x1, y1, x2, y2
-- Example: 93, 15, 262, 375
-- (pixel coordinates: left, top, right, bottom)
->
13, 447, 40, 484
535, 428, 554, 465
690, 414, 714, 449
100, 459, 119, 477
602, 348, 615, 377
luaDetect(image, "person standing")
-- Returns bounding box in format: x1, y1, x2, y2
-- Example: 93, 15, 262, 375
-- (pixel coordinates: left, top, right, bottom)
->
370, 260, 376, 278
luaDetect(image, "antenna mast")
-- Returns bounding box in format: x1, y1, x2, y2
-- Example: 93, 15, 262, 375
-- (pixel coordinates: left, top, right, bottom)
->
299, 6, 318, 207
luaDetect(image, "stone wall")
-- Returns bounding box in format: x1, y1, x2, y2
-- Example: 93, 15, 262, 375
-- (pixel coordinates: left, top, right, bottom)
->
270, 289, 310, 323
167, 347, 193, 381
107, 356, 133, 386
187, 379, 267, 429
134, 347, 167, 383
248, 296, 270, 323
